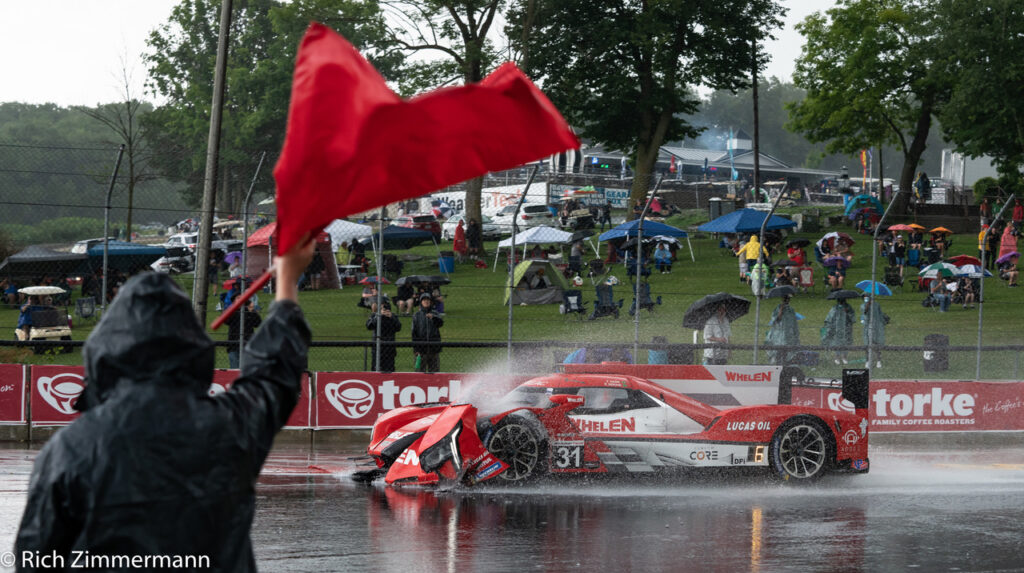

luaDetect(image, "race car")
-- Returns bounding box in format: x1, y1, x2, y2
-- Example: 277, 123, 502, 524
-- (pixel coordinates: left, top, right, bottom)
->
354, 370, 870, 486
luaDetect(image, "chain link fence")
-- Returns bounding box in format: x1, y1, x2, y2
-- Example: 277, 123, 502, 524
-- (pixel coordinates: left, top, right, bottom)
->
2, 142, 1022, 382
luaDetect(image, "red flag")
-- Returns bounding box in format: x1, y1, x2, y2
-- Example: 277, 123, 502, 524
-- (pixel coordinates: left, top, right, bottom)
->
273, 23, 580, 254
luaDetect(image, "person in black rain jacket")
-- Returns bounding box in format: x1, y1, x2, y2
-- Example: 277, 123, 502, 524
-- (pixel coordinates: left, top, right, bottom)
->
14, 242, 314, 572
411, 292, 443, 373
366, 300, 402, 372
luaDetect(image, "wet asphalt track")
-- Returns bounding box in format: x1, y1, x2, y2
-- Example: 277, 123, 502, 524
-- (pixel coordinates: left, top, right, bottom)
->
2, 445, 1024, 572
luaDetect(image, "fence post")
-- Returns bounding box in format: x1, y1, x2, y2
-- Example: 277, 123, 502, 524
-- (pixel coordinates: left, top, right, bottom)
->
100, 145, 125, 316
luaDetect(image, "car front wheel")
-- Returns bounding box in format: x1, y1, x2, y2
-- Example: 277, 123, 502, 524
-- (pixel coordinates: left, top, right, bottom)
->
488, 417, 545, 482
769, 417, 831, 481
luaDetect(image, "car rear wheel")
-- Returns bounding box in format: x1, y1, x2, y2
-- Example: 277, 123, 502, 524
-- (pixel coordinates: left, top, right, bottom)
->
769, 417, 831, 481
488, 418, 545, 482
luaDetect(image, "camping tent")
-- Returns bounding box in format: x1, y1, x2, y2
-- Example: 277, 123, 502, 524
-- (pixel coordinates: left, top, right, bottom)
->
86, 242, 166, 273
0, 245, 89, 279
599, 219, 694, 262
696, 208, 797, 235
504, 260, 568, 305
493, 225, 575, 271
246, 223, 339, 289
325, 219, 373, 251
843, 194, 883, 216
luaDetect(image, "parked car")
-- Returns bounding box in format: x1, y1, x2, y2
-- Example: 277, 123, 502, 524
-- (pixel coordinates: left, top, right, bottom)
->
354, 371, 870, 486
165, 232, 200, 252
150, 246, 194, 274
395, 214, 442, 239
441, 214, 500, 241
491, 203, 555, 233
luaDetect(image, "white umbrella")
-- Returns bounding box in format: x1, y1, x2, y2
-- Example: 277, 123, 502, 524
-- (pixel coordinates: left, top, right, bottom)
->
18, 286, 67, 296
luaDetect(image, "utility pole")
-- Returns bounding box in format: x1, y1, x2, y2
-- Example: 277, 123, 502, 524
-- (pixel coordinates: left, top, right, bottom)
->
193, 0, 234, 324
751, 41, 761, 199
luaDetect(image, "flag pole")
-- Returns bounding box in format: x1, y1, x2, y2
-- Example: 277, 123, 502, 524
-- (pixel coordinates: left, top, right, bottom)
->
508, 166, 539, 371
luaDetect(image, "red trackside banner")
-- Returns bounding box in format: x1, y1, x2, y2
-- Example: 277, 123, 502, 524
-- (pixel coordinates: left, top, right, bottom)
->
29, 366, 311, 428
0, 364, 25, 424
314, 372, 526, 429
792, 380, 1024, 432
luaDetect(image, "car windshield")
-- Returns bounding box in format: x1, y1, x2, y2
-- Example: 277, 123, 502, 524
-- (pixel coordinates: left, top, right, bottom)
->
524, 205, 549, 213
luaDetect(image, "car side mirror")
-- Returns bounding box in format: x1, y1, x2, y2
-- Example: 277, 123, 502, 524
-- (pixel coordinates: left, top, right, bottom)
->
548, 394, 585, 408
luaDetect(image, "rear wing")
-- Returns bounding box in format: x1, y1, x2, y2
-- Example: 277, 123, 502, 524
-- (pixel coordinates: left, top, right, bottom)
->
842, 369, 870, 410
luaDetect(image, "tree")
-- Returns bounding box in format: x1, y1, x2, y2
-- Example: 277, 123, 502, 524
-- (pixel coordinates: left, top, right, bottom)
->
144, 0, 399, 212
382, 0, 505, 225
76, 55, 154, 240
509, 0, 785, 214
938, 0, 1024, 176
788, 0, 949, 212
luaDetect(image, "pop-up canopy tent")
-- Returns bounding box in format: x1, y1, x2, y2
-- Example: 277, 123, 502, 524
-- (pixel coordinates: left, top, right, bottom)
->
493, 225, 575, 271
246, 223, 339, 289
696, 208, 797, 235
844, 194, 883, 216
599, 219, 694, 261
0, 245, 89, 279
86, 241, 166, 273
504, 259, 568, 305
325, 219, 373, 251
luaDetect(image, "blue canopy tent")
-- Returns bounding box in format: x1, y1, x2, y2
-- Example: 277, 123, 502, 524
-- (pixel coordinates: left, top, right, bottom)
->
843, 194, 883, 216
599, 219, 693, 262
87, 241, 166, 273
697, 208, 797, 235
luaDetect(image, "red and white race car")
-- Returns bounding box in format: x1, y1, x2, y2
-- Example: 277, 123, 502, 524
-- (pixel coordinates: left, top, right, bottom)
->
355, 371, 870, 486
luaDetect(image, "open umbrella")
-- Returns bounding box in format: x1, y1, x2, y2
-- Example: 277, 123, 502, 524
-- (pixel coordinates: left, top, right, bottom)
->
359, 276, 390, 285
919, 262, 957, 278
907, 223, 926, 231
18, 285, 67, 296
567, 229, 595, 243
946, 254, 982, 267
682, 292, 750, 329
854, 280, 892, 296
956, 264, 993, 278
823, 255, 847, 267
826, 289, 861, 300
772, 259, 802, 268
995, 252, 1020, 265
785, 238, 810, 248
224, 251, 243, 265
929, 227, 954, 235
847, 207, 879, 221
767, 285, 798, 298
650, 235, 682, 246
820, 231, 854, 250
887, 223, 915, 232
396, 275, 452, 286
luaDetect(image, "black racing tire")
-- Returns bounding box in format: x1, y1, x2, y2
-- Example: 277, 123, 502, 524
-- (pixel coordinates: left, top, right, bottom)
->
768, 416, 833, 481
487, 416, 547, 483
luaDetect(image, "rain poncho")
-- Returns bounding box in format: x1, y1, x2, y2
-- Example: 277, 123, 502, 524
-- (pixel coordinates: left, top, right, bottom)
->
15, 273, 310, 571
999, 225, 1018, 259
765, 302, 800, 365
821, 300, 854, 348
740, 235, 767, 260
860, 299, 888, 346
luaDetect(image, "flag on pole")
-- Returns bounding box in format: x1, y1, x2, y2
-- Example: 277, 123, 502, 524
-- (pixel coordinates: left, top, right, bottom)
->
860, 150, 868, 168
669, 156, 677, 173
272, 23, 580, 255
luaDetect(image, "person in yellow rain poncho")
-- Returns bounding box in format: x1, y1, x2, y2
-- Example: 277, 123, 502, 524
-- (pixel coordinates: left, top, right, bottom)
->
740, 235, 768, 284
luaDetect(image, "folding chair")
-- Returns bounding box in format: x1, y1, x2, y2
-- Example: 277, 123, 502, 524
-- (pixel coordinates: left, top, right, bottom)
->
559, 289, 587, 320
588, 284, 623, 320
75, 296, 97, 322
797, 266, 815, 294
628, 282, 662, 316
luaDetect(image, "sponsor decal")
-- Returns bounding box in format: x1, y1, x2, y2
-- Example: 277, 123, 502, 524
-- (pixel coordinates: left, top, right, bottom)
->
37, 373, 84, 415
574, 417, 636, 433
689, 450, 719, 461
475, 461, 502, 480
842, 429, 859, 445
207, 383, 227, 397
724, 371, 772, 382
725, 421, 771, 431
827, 393, 857, 413
852, 459, 869, 470
603, 380, 626, 387
395, 448, 420, 466
873, 388, 974, 417
325, 379, 376, 418
859, 418, 868, 437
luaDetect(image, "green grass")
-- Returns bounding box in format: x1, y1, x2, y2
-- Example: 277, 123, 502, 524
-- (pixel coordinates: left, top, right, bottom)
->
3, 221, 1023, 380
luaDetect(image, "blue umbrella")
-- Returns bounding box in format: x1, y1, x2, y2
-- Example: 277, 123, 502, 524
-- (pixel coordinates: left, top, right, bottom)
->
855, 280, 892, 296
843, 194, 883, 216
598, 219, 688, 241
696, 208, 797, 235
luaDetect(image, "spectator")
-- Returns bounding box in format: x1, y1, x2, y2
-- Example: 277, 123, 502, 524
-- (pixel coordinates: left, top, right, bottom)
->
599, 201, 612, 231
208, 252, 222, 295
827, 257, 849, 290
822, 297, 854, 364
773, 266, 792, 287
1, 279, 19, 306
654, 243, 672, 274
225, 298, 262, 369
453, 219, 467, 262
16, 295, 45, 340
987, 225, 1002, 270
980, 197, 992, 226
15, 242, 312, 568
765, 295, 799, 366
1014, 199, 1023, 230
412, 293, 444, 373
702, 304, 732, 365
958, 276, 977, 308
930, 276, 953, 311
305, 250, 325, 291
395, 281, 414, 316
999, 255, 1019, 287
860, 296, 888, 368
892, 236, 907, 277
999, 224, 1018, 260
366, 300, 402, 372
466, 218, 483, 259
739, 235, 767, 284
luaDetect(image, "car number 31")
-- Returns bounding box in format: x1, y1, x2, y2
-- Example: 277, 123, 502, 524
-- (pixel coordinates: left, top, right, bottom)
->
552, 444, 584, 469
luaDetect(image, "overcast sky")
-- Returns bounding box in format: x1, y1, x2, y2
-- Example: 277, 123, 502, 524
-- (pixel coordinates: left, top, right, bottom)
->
0, 0, 835, 107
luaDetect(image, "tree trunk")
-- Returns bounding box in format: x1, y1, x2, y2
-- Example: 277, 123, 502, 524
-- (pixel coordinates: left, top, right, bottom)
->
465, 175, 483, 234
893, 98, 934, 214
630, 144, 658, 218
126, 157, 135, 242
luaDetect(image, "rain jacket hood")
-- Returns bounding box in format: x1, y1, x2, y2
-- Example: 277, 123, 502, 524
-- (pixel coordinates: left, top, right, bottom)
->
77, 272, 214, 412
